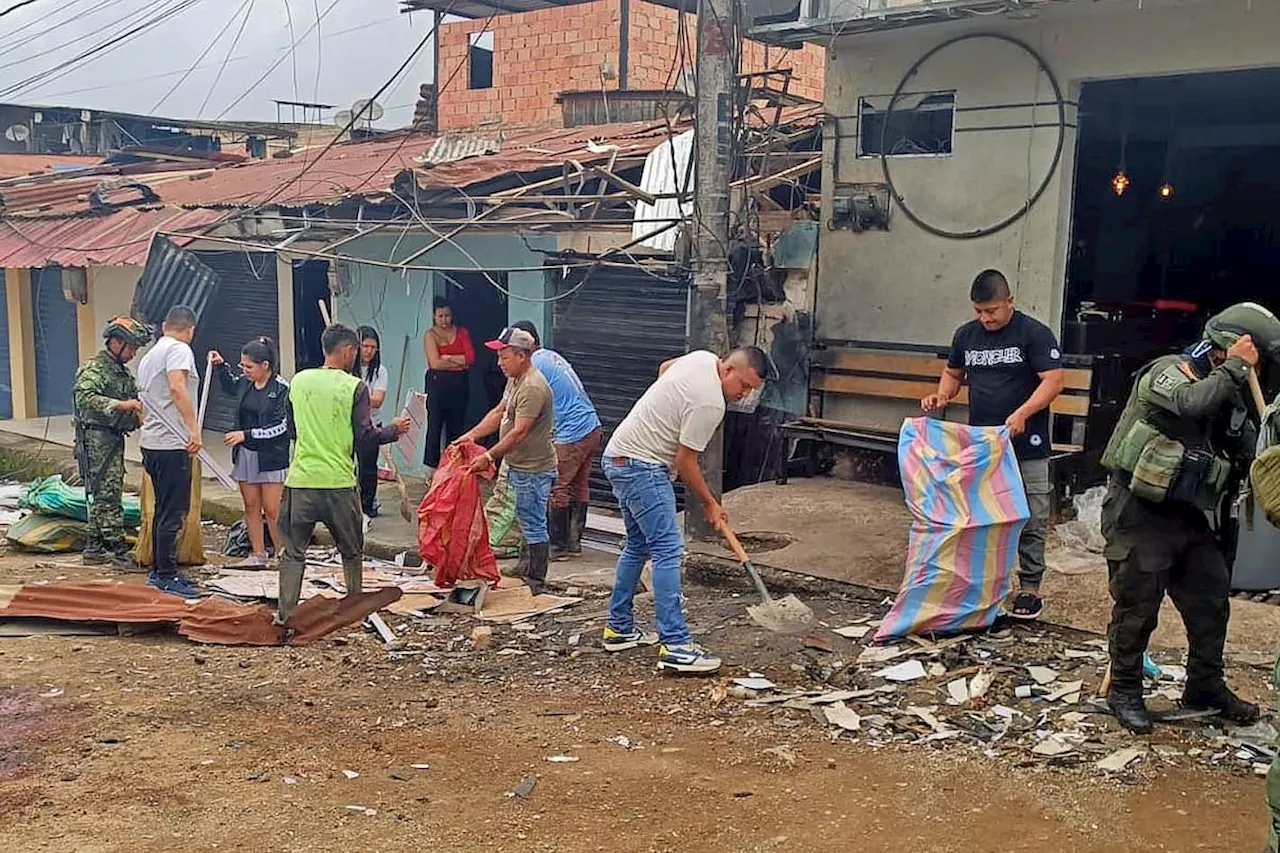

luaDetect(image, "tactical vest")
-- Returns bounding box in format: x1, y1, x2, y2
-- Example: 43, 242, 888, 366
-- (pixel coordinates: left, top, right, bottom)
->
1101, 356, 1230, 510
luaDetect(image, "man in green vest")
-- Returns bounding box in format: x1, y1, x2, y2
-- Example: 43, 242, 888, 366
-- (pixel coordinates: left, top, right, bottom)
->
275, 324, 409, 626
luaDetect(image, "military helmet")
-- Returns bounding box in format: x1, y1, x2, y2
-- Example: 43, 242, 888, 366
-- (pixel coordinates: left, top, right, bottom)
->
1203, 302, 1280, 361
103, 315, 151, 347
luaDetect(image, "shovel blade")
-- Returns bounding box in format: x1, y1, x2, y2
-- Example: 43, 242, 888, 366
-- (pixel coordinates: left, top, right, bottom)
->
746, 594, 815, 633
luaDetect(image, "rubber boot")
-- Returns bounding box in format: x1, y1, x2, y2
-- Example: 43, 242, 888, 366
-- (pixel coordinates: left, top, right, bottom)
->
1183, 681, 1261, 724
1106, 688, 1154, 734
343, 559, 363, 598
566, 502, 587, 558
525, 543, 549, 596
548, 507, 570, 561
502, 545, 530, 579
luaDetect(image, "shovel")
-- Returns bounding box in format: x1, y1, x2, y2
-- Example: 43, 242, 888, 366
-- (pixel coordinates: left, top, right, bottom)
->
716, 521, 814, 632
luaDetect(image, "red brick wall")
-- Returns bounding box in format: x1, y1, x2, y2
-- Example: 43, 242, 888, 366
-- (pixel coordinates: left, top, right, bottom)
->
435, 0, 825, 130
436, 1, 623, 129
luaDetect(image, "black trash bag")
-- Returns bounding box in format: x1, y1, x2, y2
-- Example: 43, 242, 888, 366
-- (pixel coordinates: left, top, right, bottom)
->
222, 520, 274, 557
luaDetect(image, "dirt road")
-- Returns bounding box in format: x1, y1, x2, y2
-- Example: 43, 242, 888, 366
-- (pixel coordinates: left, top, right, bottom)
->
0, 549, 1272, 853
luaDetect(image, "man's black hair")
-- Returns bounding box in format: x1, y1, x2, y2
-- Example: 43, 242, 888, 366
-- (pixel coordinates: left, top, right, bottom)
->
970, 269, 1011, 303
164, 305, 197, 329
321, 323, 360, 355
510, 319, 541, 347
731, 345, 771, 379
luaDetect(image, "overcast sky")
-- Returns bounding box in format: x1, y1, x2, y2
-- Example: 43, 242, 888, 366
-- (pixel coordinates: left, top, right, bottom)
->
0, 0, 451, 129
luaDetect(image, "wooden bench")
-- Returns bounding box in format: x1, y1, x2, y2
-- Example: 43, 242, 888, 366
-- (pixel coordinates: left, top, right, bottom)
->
777, 346, 1097, 494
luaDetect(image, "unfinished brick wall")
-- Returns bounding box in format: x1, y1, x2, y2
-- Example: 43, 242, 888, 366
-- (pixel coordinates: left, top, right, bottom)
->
436, 2, 622, 129
434, 0, 825, 130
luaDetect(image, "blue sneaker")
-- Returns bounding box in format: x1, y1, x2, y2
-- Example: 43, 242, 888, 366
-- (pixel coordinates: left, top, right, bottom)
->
602, 626, 659, 652
147, 571, 201, 599
657, 644, 722, 674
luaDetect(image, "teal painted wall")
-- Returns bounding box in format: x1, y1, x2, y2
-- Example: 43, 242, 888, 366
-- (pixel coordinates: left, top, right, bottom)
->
333, 231, 555, 474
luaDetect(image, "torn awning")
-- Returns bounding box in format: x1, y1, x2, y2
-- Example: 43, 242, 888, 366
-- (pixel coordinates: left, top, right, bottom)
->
0, 207, 225, 268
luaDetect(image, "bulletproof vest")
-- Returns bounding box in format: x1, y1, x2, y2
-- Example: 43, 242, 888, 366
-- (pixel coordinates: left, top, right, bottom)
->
1101, 355, 1231, 509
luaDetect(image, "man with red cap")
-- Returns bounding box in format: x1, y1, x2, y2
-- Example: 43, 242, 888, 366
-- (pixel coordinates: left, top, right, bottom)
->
451, 326, 557, 592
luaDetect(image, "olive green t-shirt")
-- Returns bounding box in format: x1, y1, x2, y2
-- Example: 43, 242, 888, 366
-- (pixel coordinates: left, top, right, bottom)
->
501, 368, 557, 473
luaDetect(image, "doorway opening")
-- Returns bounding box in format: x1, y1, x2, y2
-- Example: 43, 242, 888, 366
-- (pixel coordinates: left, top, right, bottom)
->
439, 271, 508, 427
293, 260, 330, 372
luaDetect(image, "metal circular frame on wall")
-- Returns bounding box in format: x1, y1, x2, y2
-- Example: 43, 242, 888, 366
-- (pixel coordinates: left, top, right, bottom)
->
878, 31, 1067, 240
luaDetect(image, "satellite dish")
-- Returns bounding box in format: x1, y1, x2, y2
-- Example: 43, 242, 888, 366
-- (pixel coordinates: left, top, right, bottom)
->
333, 110, 353, 128
5, 124, 30, 142
350, 99, 384, 125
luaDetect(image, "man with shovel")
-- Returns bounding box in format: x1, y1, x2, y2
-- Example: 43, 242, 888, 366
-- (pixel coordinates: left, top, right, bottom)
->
601, 346, 767, 674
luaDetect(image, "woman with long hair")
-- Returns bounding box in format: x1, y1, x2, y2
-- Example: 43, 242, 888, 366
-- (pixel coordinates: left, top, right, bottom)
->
356, 325, 389, 519
211, 336, 289, 568
423, 297, 474, 468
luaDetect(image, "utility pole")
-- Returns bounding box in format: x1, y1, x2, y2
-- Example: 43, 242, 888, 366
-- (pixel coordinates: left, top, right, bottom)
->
686, 0, 737, 540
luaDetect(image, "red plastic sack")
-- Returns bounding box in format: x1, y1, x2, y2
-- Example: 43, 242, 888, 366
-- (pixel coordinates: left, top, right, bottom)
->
417, 441, 500, 587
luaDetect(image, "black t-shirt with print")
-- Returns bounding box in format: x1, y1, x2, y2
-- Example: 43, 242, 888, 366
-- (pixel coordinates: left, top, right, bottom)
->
946, 311, 1063, 460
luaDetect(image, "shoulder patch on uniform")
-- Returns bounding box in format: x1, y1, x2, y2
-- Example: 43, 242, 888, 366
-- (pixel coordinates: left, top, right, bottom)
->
1150, 363, 1188, 393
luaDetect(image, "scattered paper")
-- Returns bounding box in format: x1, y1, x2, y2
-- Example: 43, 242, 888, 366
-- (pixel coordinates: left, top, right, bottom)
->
1044, 680, 1085, 702
833, 624, 872, 639
858, 645, 903, 664
342, 770, 359, 780
945, 678, 970, 705
1032, 735, 1075, 757
1097, 747, 1146, 773
874, 660, 927, 683
732, 677, 776, 691
823, 702, 862, 732
1026, 666, 1060, 685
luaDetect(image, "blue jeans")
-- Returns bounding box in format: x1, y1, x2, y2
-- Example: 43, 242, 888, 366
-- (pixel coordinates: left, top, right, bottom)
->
508, 468, 556, 545
603, 458, 691, 646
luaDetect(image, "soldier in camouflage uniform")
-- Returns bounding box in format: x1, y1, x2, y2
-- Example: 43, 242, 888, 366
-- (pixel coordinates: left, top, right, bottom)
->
1099, 303, 1278, 734
73, 316, 150, 568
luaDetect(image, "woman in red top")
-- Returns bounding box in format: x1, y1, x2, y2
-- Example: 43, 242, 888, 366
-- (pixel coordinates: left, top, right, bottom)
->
423, 297, 475, 467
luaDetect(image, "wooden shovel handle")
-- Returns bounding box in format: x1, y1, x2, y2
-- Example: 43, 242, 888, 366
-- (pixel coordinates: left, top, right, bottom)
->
318, 299, 332, 326
716, 521, 752, 565
1247, 367, 1268, 419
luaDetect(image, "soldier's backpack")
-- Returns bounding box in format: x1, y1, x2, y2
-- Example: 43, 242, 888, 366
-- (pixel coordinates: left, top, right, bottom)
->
1250, 401, 1280, 527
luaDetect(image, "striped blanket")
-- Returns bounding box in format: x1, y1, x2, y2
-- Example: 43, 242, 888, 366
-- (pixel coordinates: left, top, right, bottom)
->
875, 417, 1030, 641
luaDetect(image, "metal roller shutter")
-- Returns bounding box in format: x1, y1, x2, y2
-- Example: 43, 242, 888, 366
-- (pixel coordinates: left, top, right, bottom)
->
32, 267, 79, 417
0, 277, 10, 419
551, 265, 691, 508
189, 251, 279, 434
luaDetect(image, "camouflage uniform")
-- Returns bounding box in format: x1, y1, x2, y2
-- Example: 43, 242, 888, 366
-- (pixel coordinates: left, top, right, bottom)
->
73, 346, 142, 558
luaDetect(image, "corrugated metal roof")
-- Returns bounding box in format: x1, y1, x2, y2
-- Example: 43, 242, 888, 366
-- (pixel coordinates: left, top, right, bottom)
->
0, 581, 403, 646
131, 236, 221, 325
0, 207, 225, 268
632, 128, 694, 252
0, 154, 101, 180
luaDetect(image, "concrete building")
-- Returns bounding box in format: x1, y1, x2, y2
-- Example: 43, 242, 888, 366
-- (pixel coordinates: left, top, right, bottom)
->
750, 0, 1280, 430
403, 0, 825, 130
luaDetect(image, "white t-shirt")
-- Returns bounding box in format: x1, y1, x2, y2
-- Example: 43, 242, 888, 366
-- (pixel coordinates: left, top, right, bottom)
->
362, 364, 389, 426
604, 350, 725, 467
137, 335, 199, 451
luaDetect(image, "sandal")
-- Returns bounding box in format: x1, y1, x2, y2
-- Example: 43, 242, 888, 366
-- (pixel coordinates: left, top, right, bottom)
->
1009, 591, 1044, 621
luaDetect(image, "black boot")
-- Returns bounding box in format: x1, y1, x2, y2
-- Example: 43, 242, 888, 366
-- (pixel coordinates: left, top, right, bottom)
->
1107, 689, 1154, 734
525, 543, 549, 595
506, 545, 530, 579
548, 507, 570, 561
564, 502, 587, 558
1183, 681, 1261, 724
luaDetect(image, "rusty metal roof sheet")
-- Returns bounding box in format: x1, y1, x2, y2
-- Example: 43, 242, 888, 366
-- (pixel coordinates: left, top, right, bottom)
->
0, 154, 101, 180
0, 581, 402, 646
0, 207, 224, 267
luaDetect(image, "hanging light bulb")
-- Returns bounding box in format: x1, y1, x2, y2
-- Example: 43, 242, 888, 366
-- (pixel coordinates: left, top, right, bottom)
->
1159, 182, 1174, 199
1112, 170, 1131, 196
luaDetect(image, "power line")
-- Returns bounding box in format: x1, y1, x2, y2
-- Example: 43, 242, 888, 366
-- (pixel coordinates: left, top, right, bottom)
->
0, 0, 107, 57
0, 0, 155, 68
0, 0, 208, 100
0, 0, 44, 18
280, 0, 300, 104
151, 0, 255, 113
199, 0, 256, 117
213, 0, 342, 119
